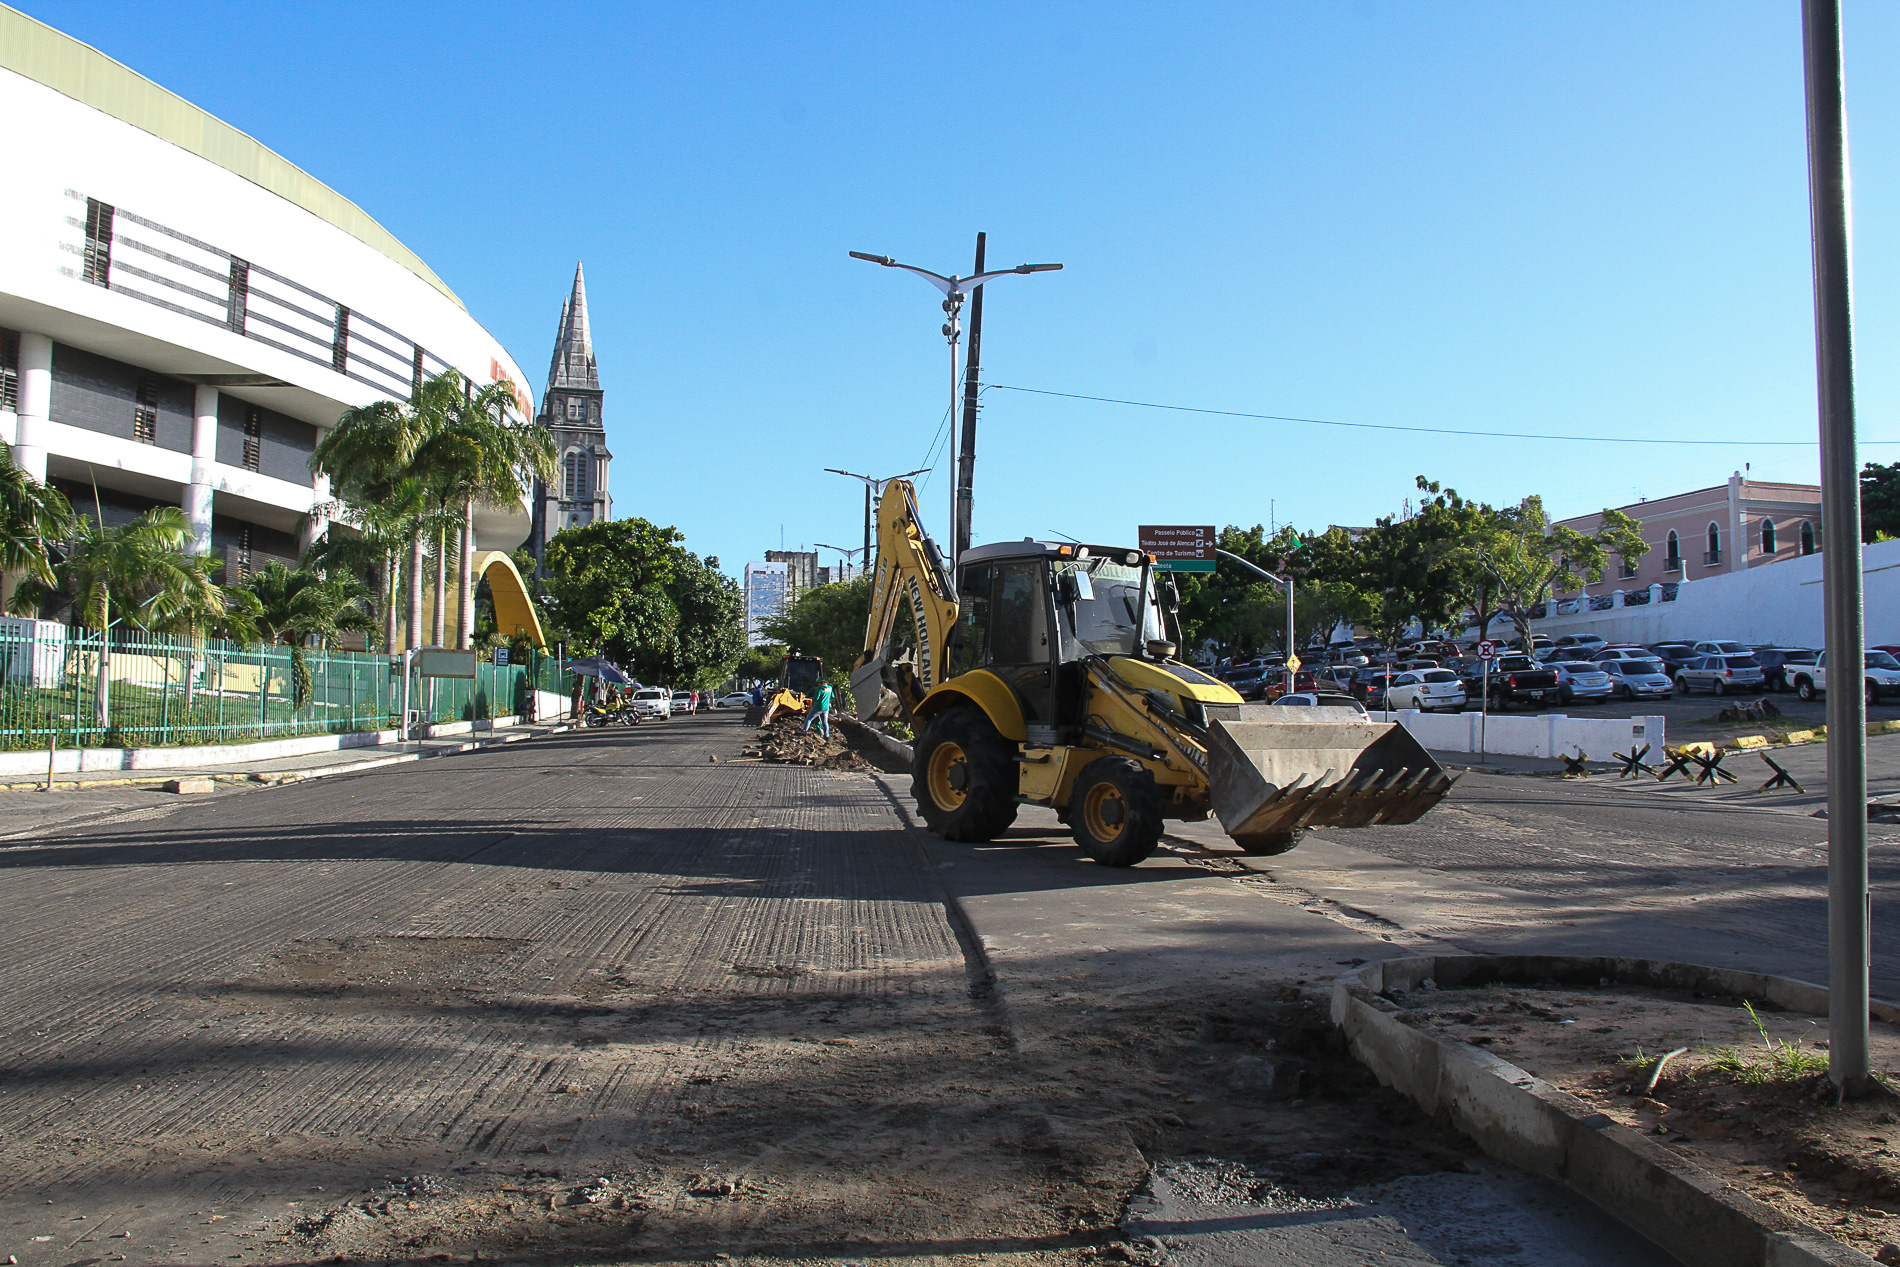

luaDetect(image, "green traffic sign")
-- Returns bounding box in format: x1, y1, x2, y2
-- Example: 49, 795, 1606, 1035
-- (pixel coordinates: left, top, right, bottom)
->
1154, 559, 1217, 573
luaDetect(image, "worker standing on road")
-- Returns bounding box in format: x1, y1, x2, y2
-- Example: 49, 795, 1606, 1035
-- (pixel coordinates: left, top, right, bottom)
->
802, 681, 834, 737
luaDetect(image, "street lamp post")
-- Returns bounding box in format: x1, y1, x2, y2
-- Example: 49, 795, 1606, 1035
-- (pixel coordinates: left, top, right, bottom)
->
849, 248, 1061, 567
815, 542, 867, 583
824, 468, 928, 577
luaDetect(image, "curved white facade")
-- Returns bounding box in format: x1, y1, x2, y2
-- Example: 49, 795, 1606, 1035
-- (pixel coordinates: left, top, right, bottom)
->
0, 6, 532, 578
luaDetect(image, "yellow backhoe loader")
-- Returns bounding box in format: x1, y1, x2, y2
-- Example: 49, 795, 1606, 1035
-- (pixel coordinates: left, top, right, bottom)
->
760, 653, 824, 726
850, 480, 1456, 866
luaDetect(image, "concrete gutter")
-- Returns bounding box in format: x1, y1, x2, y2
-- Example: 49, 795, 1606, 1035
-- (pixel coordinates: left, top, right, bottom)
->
1332, 953, 1883, 1267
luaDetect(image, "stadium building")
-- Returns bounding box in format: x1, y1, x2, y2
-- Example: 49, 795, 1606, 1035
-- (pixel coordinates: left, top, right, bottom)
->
0, 6, 533, 595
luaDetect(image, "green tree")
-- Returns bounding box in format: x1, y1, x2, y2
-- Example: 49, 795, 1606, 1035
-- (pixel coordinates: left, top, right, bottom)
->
1862, 461, 1900, 542
312, 394, 430, 650
541, 518, 744, 684
1471, 496, 1648, 643
757, 576, 871, 681
736, 642, 787, 685
0, 448, 74, 593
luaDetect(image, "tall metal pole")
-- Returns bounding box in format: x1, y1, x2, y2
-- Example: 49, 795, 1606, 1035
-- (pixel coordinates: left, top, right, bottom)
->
863, 482, 873, 578
1803, 0, 1871, 1097
956, 232, 986, 561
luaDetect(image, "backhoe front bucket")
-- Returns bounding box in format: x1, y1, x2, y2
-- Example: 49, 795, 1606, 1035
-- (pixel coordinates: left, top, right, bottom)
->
1204, 706, 1456, 849
760, 688, 810, 727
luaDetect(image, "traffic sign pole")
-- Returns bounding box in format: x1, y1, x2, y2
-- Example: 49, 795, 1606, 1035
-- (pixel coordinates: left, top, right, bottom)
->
1476, 640, 1496, 759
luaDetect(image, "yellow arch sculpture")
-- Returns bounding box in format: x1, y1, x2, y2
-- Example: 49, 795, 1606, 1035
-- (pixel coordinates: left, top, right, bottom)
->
470, 550, 549, 646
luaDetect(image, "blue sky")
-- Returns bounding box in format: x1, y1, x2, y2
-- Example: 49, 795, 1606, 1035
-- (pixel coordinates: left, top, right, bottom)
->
27, 1, 1900, 574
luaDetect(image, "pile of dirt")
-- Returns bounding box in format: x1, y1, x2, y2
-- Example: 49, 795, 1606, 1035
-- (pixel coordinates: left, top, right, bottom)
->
743, 716, 874, 771
1389, 980, 1900, 1260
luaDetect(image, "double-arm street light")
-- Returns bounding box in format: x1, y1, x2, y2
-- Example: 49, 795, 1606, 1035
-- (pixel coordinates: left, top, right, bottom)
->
824, 467, 928, 576
849, 247, 1061, 568
814, 542, 866, 582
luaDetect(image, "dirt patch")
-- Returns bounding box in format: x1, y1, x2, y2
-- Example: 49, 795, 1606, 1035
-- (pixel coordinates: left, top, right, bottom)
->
745, 716, 874, 771
1390, 979, 1900, 1260
240, 986, 1473, 1264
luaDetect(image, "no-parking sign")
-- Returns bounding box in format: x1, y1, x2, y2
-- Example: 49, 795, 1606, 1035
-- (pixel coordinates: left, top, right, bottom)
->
1477, 640, 1497, 660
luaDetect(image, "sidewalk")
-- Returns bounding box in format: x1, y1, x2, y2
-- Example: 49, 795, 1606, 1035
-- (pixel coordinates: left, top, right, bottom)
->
0, 719, 575, 841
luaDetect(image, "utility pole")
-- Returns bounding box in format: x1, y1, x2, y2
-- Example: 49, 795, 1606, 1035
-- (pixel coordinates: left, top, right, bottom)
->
1803, 0, 1872, 1097
955, 233, 986, 561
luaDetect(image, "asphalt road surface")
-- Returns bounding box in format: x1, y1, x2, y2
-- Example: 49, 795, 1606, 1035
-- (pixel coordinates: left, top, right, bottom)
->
0, 715, 1673, 1267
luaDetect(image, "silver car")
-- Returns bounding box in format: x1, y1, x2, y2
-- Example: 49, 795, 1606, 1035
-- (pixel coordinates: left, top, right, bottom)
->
1549, 659, 1614, 704
1676, 654, 1766, 695
1600, 657, 1673, 700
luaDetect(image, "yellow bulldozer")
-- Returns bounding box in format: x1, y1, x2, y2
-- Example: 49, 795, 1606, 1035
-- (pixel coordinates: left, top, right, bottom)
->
850, 480, 1456, 866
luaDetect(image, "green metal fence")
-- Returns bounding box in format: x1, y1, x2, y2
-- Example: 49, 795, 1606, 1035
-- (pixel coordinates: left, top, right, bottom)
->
0, 620, 573, 751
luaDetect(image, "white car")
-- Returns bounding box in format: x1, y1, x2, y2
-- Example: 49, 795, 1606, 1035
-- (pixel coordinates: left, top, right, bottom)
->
1272, 692, 1367, 714
1693, 640, 1755, 657
671, 690, 695, 715
629, 686, 672, 719
1791, 650, 1900, 707
713, 692, 752, 709
1384, 668, 1467, 713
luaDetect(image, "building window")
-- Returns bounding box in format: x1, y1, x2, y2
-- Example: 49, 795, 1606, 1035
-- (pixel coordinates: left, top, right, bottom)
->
566, 398, 584, 422
330, 306, 350, 373
1761, 518, 1776, 556
563, 449, 589, 501
410, 344, 425, 400
0, 330, 16, 413
232, 526, 253, 581
133, 372, 159, 444
82, 198, 114, 287
226, 258, 250, 333
1665, 530, 1680, 572
243, 407, 262, 472
1801, 520, 1817, 556
1619, 556, 1638, 580
1704, 522, 1721, 566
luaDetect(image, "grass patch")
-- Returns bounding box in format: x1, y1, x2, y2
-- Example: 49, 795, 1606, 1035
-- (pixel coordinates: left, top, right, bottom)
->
1702, 1002, 1830, 1084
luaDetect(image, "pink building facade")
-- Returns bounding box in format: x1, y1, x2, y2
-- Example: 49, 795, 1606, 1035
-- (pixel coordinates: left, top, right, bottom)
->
1553, 473, 1821, 601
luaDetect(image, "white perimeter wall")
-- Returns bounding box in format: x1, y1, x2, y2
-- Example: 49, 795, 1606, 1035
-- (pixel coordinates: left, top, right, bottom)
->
1369, 709, 1667, 761
1502, 538, 1900, 649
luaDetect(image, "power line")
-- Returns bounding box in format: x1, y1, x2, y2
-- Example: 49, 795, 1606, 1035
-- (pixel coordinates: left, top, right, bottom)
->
988, 384, 1896, 447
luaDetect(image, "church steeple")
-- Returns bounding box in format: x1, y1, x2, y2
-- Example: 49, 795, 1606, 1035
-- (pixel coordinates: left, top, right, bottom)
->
546, 262, 599, 394
527, 262, 612, 566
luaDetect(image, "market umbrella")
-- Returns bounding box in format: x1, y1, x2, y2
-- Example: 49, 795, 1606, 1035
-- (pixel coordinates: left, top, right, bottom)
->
565, 656, 632, 685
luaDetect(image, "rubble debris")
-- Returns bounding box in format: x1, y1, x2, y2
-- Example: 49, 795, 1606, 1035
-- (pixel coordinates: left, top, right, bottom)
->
750, 717, 873, 771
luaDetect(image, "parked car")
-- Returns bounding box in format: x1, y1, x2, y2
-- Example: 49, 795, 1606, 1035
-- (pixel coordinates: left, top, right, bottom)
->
1648, 643, 1699, 672
1547, 659, 1614, 704
629, 686, 673, 719
1553, 634, 1607, 657
1753, 648, 1818, 693
1383, 668, 1467, 713
1272, 692, 1367, 713
1262, 668, 1317, 701
713, 692, 752, 709
1348, 665, 1400, 709
1467, 654, 1562, 709
1591, 645, 1655, 663
1675, 654, 1766, 695
1791, 650, 1900, 706
671, 690, 696, 715
1599, 657, 1674, 701
1692, 640, 1755, 657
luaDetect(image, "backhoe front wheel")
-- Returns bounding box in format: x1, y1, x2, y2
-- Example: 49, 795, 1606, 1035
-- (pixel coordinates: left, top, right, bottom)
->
1068, 756, 1163, 868
912, 707, 1019, 842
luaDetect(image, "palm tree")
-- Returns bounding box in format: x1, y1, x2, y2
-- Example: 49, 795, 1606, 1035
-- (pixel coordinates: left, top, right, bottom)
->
311, 393, 432, 651
244, 561, 373, 709
8, 504, 205, 729
0, 447, 75, 594
415, 381, 555, 650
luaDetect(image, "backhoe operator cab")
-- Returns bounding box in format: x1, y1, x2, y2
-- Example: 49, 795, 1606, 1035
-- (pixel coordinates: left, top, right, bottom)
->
853, 482, 1454, 868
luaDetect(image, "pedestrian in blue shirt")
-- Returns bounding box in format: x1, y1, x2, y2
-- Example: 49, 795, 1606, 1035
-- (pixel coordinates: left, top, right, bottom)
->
802, 681, 834, 737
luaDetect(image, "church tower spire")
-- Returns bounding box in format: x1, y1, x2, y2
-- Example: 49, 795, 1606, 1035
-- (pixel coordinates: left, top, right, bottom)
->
527, 262, 612, 566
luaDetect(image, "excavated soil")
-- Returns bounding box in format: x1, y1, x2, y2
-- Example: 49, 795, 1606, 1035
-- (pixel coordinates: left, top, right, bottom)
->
1390, 980, 1900, 1260
746, 716, 875, 771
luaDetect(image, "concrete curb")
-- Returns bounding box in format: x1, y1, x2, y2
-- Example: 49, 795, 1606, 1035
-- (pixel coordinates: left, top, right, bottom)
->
835, 715, 914, 774
1, 724, 574, 794
1331, 954, 1883, 1267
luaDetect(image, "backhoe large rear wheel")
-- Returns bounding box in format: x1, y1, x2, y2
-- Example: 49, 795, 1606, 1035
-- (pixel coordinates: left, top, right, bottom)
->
1068, 756, 1163, 868
912, 707, 1019, 842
